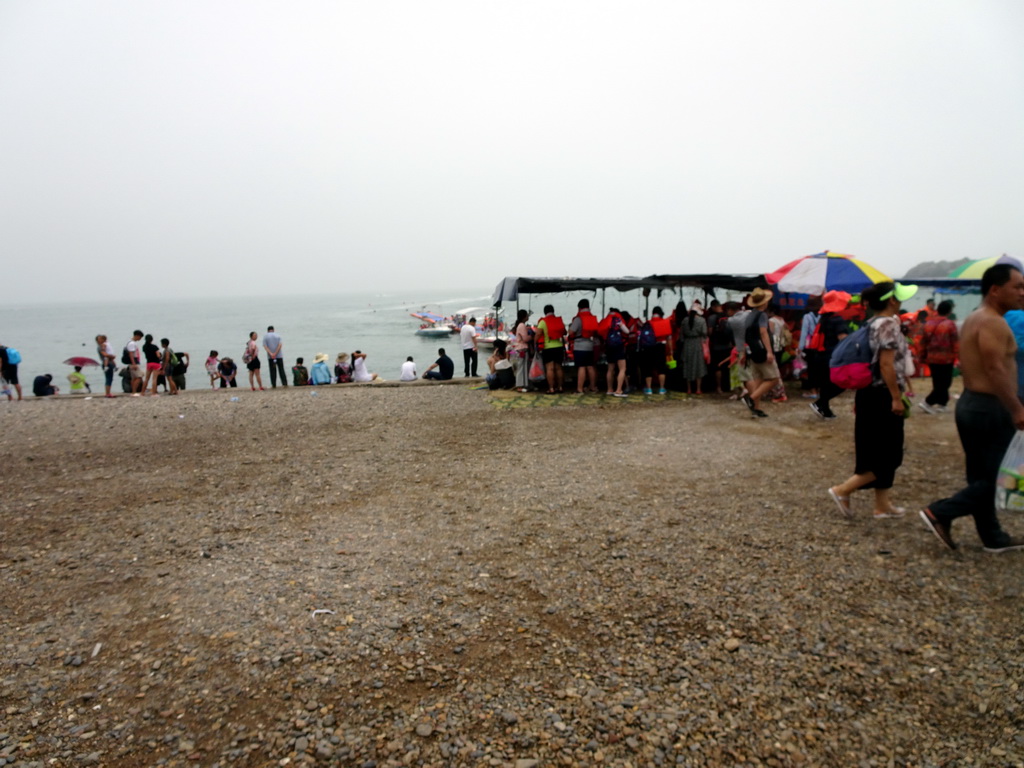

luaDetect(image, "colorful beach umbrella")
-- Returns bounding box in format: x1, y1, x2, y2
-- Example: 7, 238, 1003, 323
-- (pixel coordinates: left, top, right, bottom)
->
947, 254, 1022, 279
765, 251, 890, 295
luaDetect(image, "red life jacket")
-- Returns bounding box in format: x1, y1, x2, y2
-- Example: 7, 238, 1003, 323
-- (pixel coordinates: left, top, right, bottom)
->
599, 312, 624, 339
650, 317, 672, 340
542, 314, 565, 342
574, 310, 599, 338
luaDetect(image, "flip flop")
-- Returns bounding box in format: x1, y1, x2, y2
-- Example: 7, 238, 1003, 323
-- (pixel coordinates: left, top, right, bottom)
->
828, 487, 854, 519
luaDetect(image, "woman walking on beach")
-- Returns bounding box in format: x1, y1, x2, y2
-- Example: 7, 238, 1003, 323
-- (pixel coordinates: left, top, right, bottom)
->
827, 281, 916, 520
244, 332, 264, 391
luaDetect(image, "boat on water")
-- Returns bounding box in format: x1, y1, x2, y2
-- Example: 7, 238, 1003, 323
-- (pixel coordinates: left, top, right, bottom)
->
411, 310, 458, 337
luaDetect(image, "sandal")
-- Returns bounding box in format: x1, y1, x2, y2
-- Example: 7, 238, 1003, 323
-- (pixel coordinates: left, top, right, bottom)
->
828, 487, 854, 519
873, 507, 906, 519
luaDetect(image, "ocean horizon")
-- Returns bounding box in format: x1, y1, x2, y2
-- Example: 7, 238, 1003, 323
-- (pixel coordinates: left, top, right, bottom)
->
0, 286, 690, 387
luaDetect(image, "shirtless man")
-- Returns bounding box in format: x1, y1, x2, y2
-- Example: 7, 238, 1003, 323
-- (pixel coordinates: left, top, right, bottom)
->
920, 264, 1024, 553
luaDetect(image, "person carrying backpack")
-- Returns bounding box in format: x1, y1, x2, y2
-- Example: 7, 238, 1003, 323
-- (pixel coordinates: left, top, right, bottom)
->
640, 306, 673, 395
0, 344, 23, 401
600, 308, 628, 396
827, 281, 917, 521
737, 287, 779, 418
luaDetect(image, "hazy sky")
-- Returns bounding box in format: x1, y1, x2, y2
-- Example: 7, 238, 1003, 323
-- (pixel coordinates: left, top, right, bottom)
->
2, 1, 1022, 301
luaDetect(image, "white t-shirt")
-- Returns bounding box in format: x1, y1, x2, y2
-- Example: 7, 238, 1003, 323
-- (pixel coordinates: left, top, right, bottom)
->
125, 339, 139, 363
353, 357, 373, 382
400, 361, 417, 381
460, 324, 478, 350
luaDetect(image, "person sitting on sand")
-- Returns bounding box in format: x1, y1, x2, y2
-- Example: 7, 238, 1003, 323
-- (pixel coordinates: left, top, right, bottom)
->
400, 356, 418, 381
33, 374, 58, 397
422, 348, 454, 381
310, 353, 332, 385
485, 340, 515, 390
67, 366, 90, 395
292, 357, 309, 386
334, 353, 353, 383
351, 351, 379, 382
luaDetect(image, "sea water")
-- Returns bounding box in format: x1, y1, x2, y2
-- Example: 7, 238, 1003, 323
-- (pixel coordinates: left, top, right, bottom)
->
0, 287, 689, 388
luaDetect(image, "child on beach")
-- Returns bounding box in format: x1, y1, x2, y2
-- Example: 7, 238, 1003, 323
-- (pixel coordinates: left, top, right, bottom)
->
725, 348, 750, 401
205, 351, 220, 389
292, 357, 309, 386
67, 366, 91, 395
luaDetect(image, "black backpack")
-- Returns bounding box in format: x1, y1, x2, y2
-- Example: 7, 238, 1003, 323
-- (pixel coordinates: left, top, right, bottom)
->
121, 346, 131, 365
744, 311, 768, 363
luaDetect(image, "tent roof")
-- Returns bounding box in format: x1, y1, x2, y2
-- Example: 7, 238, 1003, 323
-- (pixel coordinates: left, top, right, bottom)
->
492, 274, 765, 307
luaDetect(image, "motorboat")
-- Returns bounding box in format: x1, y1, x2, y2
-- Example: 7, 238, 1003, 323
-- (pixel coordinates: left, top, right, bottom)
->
411, 311, 457, 337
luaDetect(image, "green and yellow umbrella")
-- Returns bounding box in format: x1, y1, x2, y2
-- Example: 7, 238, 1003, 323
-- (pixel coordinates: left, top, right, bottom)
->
947, 254, 1022, 279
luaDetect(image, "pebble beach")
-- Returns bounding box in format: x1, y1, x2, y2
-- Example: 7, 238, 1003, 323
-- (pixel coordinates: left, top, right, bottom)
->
2, 381, 1023, 767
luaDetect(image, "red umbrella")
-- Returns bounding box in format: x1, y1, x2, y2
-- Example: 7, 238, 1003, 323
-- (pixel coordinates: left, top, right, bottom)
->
63, 356, 101, 367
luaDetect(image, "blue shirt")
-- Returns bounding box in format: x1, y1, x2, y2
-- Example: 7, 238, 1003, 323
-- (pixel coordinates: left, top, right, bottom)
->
263, 332, 283, 359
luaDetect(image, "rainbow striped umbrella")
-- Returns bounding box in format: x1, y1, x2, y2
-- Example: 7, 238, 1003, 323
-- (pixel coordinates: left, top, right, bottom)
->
947, 254, 1022, 279
765, 251, 890, 295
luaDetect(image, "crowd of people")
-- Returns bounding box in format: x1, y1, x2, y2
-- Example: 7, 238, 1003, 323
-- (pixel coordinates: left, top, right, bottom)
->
6, 264, 1024, 558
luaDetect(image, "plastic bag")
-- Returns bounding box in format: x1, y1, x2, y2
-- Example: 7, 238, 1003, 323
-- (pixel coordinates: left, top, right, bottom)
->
995, 431, 1024, 513
528, 355, 545, 382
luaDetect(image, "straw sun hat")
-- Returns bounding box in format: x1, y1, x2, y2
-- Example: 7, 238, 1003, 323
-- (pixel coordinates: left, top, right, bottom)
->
747, 287, 773, 309
314, 353, 329, 363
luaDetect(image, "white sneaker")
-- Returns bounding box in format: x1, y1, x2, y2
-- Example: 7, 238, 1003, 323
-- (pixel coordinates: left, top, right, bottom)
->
917, 402, 935, 414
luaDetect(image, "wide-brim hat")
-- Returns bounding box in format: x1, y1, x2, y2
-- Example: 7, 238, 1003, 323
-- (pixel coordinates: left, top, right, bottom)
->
336, 353, 349, 361
747, 287, 773, 309
314, 353, 329, 363
821, 290, 851, 313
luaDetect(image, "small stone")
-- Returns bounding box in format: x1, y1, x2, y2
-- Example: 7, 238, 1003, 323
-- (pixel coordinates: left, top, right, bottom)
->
515, 760, 539, 768
415, 723, 433, 737
295, 736, 309, 753
724, 638, 741, 652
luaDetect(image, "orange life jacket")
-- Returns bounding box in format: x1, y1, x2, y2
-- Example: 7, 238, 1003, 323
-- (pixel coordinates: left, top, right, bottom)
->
541, 314, 565, 342
574, 310, 599, 338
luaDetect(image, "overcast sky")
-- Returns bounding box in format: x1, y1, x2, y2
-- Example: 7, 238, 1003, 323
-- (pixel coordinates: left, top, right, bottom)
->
2, 1, 1022, 302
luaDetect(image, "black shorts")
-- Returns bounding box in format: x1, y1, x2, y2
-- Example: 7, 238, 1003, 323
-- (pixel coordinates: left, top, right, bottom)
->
246, 358, 261, 371
1, 364, 18, 385
573, 349, 595, 367
542, 347, 564, 365
605, 345, 625, 363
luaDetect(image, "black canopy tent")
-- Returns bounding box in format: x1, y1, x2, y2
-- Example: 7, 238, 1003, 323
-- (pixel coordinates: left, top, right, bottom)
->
492, 274, 766, 317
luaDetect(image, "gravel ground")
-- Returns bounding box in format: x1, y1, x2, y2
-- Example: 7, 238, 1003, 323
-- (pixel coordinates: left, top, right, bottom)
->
2, 381, 1024, 768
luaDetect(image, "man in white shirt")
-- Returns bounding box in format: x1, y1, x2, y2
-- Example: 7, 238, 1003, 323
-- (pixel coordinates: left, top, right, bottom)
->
125, 330, 144, 394
460, 318, 480, 377
400, 356, 417, 381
